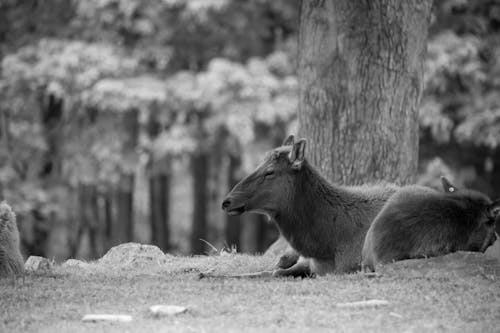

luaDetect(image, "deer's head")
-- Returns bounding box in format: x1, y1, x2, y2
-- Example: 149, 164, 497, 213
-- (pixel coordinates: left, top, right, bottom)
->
222, 135, 307, 218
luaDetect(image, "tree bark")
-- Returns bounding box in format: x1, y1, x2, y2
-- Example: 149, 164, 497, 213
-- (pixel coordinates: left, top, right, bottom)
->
225, 154, 241, 250
191, 152, 209, 254
71, 183, 100, 258
39, 90, 64, 178
86, 185, 100, 259
102, 190, 114, 251
298, 0, 432, 185
147, 105, 171, 252
114, 174, 134, 244
149, 173, 170, 251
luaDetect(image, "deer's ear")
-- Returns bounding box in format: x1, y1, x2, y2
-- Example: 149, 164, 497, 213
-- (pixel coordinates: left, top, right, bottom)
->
441, 176, 458, 193
489, 198, 500, 216
282, 135, 295, 146
290, 139, 306, 170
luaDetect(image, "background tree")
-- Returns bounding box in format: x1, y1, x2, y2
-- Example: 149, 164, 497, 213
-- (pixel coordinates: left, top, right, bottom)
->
298, 0, 433, 185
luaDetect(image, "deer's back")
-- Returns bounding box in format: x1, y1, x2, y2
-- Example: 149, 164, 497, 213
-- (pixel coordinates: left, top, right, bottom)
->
341, 183, 400, 227
298, 183, 399, 273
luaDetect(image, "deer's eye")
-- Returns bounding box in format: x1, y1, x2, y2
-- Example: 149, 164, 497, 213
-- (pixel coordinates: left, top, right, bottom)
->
264, 170, 275, 177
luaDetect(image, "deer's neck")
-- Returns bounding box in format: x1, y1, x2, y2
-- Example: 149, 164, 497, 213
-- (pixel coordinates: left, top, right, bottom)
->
274, 162, 364, 259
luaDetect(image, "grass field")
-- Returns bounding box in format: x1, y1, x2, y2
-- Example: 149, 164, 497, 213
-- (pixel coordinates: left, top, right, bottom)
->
1, 248, 500, 333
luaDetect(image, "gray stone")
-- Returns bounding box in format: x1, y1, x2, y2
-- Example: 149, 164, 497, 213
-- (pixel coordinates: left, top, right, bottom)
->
24, 256, 52, 273
82, 314, 132, 322
99, 242, 168, 267
336, 300, 389, 308
149, 305, 187, 316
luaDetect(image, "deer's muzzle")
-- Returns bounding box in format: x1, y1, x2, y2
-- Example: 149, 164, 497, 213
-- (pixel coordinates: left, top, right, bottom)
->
222, 198, 246, 216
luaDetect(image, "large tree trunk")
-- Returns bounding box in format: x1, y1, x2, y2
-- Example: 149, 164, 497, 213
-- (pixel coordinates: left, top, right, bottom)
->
298, 0, 432, 185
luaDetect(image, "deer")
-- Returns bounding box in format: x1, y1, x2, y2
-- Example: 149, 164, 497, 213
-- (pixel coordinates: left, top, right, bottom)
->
221, 135, 399, 276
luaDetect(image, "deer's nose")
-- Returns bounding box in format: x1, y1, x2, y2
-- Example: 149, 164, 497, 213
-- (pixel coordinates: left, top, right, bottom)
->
222, 199, 231, 210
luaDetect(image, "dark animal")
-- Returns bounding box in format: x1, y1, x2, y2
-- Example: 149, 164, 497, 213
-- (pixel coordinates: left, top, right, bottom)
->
222, 135, 398, 276
361, 178, 499, 272
0, 201, 24, 278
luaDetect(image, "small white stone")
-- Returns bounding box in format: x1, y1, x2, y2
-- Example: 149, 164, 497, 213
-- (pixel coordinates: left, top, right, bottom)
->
389, 312, 404, 318
149, 305, 187, 316
82, 314, 132, 322
336, 299, 389, 308
24, 256, 52, 273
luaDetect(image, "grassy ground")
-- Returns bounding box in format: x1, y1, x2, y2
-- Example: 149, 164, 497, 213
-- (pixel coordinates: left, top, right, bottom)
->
1, 251, 500, 333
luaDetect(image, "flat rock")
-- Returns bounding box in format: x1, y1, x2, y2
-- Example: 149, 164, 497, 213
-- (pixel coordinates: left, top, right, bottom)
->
24, 256, 52, 273
82, 314, 132, 322
336, 300, 389, 308
99, 242, 168, 267
149, 305, 187, 316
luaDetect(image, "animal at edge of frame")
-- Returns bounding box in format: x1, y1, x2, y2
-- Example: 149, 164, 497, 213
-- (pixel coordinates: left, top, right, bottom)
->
0, 201, 25, 284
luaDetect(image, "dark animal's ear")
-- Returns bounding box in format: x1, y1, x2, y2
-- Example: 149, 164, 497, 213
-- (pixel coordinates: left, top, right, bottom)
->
489, 198, 500, 216
282, 135, 295, 147
440, 176, 457, 193
289, 139, 306, 170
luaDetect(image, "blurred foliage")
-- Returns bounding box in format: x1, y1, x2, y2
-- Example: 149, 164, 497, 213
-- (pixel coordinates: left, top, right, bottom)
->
419, 0, 500, 194
423, 0, 500, 148
0, 0, 75, 55
72, 0, 299, 71
2, 38, 138, 98
0, 40, 140, 241
162, 55, 297, 153
1, 39, 139, 191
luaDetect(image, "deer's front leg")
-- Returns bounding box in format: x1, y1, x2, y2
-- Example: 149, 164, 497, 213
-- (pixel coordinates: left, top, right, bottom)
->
275, 247, 300, 269
272, 256, 313, 278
